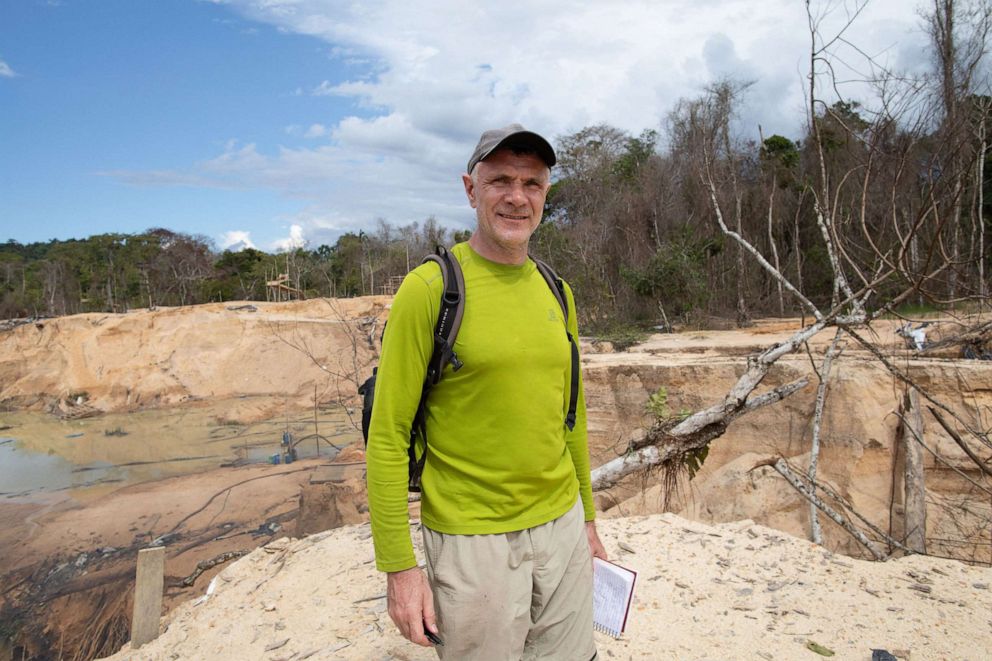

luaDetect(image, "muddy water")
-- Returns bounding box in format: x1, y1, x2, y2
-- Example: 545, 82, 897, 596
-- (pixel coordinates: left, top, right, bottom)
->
0, 399, 361, 502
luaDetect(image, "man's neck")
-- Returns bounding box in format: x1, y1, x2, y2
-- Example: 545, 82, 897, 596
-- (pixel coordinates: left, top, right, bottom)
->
467, 234, 529, 266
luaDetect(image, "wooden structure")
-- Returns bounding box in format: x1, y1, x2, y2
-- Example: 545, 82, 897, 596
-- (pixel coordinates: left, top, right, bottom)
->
380, 275, 404, 296
266, 273, 303, 302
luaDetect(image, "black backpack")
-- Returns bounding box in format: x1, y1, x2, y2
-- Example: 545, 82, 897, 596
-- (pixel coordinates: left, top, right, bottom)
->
359, 246, 579, 492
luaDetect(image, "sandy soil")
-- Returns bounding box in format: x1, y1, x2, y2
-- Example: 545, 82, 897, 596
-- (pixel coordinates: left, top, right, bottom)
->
101, 514, 992, 661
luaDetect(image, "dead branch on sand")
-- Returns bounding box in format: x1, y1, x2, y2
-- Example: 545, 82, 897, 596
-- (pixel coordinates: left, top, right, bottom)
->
181, 550, 248, 587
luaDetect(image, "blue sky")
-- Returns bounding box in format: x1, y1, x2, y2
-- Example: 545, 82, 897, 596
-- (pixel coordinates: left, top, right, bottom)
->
2, 0, 359, 249
0, 0, 936, 252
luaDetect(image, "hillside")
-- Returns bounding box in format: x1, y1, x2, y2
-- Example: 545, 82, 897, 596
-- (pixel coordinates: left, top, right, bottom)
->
0, 297, 389, 416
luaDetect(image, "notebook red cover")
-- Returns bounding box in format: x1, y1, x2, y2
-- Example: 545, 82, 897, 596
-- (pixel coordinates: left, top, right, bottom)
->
592, 557, 637, 637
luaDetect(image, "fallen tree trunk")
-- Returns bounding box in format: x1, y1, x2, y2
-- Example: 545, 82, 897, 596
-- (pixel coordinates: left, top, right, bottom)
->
591, 375, 809, 491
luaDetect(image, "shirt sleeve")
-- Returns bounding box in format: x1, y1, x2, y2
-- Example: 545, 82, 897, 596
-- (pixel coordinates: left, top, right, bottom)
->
366, 267, 439, 572
562, 281, 596, 522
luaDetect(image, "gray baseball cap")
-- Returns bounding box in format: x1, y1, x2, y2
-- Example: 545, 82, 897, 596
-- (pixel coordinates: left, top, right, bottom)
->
466, 123, 556, 174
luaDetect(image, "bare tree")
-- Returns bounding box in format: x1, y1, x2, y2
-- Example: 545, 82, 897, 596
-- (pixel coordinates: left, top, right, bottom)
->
271, 297, 382, 433
926, 0, 992, 301
591, 0, 992, 563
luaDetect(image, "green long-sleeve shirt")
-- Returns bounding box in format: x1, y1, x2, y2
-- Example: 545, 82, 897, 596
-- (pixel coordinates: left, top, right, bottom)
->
366, 242, 595, 572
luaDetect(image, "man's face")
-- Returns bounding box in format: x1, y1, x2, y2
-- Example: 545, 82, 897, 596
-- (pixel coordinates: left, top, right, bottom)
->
462, 149, 551, 259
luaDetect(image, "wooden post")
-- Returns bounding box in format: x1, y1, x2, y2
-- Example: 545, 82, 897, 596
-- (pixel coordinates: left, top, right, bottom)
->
888, 414, 906, 550
131, 546, 165, 648
902, 389, 927, 554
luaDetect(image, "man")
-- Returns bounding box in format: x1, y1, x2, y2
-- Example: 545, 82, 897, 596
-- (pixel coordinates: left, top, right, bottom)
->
366, 124, 606, 660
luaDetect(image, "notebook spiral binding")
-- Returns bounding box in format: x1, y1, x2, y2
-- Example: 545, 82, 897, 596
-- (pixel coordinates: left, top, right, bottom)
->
594, 622, 622, 639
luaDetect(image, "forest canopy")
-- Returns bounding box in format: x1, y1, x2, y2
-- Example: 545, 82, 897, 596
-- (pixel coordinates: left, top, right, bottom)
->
4, 93, 990, 331
0, 220, 470, 319
4, 4, 991, 333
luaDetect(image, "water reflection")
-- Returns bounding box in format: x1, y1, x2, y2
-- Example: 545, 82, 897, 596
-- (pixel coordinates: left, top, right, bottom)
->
0, 400, 360, 501
0, 443, 91, 496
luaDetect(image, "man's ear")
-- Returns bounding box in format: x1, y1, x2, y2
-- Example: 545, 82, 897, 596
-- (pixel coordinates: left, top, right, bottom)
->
462, 173, 478, 209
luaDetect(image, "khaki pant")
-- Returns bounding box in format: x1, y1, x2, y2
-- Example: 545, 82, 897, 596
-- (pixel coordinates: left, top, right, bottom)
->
422, 499, 596, 661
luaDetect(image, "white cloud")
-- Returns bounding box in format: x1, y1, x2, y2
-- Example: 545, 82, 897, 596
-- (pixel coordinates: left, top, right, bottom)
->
303, 123, 328, 138
285, 123, 329, 138
311, 80, 337, 96
220, 230, 256, 251
115, 0, 937, 244
272, 223, 307, 252
0, 59, 16, 78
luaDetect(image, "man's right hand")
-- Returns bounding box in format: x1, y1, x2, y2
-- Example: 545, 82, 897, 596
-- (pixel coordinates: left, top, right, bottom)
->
386, 566, 438, 647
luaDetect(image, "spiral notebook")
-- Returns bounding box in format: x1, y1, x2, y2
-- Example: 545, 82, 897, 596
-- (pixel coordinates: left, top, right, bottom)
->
592, 557, 637, 638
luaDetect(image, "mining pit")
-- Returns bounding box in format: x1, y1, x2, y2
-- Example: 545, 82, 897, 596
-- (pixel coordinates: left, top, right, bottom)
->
0, 298, 989, 660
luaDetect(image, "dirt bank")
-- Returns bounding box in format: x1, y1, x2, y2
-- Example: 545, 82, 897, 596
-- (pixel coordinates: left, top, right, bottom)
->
0, 453, 365, 659
0, 297, 389, 415
580, 321, 992, 564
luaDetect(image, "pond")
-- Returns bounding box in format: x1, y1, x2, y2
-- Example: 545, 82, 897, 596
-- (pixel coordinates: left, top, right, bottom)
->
0, 398, 361, 502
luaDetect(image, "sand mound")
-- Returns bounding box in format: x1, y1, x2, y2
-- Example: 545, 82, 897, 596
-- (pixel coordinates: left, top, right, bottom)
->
101, 515, 992, 661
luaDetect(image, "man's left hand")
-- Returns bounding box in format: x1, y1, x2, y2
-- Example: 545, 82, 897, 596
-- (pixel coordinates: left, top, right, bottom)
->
585, 521, 607, 560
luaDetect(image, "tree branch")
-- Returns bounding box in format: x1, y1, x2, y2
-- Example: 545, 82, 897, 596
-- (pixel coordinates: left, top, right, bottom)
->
772, 458, 886, 560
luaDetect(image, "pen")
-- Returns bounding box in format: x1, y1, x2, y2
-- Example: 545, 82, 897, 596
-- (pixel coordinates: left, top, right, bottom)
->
423, 620, 444, 646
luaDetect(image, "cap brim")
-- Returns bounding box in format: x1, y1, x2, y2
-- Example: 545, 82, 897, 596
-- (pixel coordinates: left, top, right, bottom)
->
490, 130, 556, 168
468, 128, 557, 173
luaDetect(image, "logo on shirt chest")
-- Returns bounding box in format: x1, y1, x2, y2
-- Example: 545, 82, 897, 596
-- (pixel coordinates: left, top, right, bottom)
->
547, 309, 559, 322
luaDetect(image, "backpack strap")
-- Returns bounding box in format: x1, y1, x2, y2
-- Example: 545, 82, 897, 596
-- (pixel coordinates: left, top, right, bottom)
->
422, 246, 465, 384
407, 245, 466, 491
358, 366, 377, 443
533, 259, 580, 432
